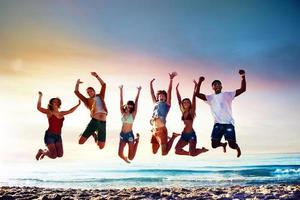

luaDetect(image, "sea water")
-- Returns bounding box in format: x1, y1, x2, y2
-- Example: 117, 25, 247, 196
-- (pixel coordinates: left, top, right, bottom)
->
0, 153, 299, 189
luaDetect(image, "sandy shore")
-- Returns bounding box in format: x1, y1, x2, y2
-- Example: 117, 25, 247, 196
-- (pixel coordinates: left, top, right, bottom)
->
1, 185, 300, 199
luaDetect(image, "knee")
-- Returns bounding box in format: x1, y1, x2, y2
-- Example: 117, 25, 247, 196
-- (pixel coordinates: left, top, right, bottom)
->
161, 145, 168, 156
49, 153, 57, 159
128, 154, 134, 160
57, 152, 63, 158
175, 147, 181, 155
78, 140, 85, 145
98, 142, 105, 149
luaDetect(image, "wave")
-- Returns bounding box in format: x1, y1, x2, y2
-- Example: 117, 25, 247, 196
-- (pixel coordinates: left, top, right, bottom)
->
12, 177, 165, 183
6, 164, 300, 188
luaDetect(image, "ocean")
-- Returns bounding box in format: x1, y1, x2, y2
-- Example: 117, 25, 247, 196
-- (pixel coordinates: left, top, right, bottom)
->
1, 153, 299, 189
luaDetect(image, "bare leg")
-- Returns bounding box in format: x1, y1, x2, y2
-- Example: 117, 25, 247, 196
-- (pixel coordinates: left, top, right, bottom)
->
118, 140, 130, 163
78, 136, 88, 144
128, 133, 140, 160
55, 142, 63, 158
211, 140, 227, 153
228, 141, 241, 158
175, 139, 189, 156
151, 135, 160, 154
166, 132, 180, 154
41, 144, 58, 159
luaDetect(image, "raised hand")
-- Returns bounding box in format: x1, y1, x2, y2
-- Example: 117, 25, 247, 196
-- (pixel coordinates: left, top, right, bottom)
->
150, 78, 155, 84
119, 85, 123, 89
193, 80, 197, 85
137, 86, 142, 91
38, 91, 43, 96
169, 72, 177, 80
91, 72, 98, 77
239, 69, 245, 76
198, 76, 205, 82
77, 79, 83, 84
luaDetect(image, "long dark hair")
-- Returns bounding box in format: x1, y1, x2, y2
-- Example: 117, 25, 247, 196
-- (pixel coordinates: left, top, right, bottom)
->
48, 98, 61, 111
122, 100, 135, 113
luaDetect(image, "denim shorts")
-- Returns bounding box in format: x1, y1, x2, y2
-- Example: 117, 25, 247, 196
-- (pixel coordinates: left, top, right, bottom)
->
180, 130, 197, 142
120, 130, 135, 143
82, 118, 106, 142
44, 130, 62, 145
211, 123, 236, 142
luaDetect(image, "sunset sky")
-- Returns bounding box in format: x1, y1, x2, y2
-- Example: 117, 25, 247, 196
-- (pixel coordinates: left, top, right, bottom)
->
0, 0, 299, 164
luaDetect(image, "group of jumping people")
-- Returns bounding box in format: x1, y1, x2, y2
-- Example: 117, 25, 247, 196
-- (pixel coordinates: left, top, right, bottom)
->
35, 70, 246, 163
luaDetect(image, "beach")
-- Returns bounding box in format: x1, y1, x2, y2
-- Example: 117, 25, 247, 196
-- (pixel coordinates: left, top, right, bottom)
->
1, 185, 300, 200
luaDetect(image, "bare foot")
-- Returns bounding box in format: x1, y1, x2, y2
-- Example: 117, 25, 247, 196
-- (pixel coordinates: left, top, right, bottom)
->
201, 147, 209, 153
123, 156, 131, 164
172, 132, 180, 138
223, 142, 227, 153
35, 149, 43, 160
135, 133, 140, 143
237, 147, 241, 158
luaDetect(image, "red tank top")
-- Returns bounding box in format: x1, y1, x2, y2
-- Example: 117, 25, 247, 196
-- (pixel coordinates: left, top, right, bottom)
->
48, 115, 64, 134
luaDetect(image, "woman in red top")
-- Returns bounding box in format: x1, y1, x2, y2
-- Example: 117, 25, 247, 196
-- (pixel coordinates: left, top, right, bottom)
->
36, 91, 81, 160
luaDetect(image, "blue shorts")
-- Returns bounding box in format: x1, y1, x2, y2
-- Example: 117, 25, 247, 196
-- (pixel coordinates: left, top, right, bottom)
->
44, 130, 62, 145
180, 130, 197, 142
120, 130, 135, 143
211, 123, 236, 142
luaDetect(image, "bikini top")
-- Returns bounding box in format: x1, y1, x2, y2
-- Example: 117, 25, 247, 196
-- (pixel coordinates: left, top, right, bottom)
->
121, 113, 134, 124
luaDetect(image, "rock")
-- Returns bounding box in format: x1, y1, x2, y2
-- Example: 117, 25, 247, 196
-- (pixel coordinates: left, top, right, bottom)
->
0, 195, 15, 200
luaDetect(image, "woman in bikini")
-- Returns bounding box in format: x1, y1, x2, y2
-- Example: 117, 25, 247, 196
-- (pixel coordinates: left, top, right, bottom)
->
150, 72, 180, 156
174, 81, 208, 156
118, 85, 141, 163
36, 91, 81, 160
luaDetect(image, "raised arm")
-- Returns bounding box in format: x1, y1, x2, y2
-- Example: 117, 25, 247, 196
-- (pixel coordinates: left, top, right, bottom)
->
91, 72, 106, 99
150, 78, 156, 104
37, 91, 50, 114
74, 79, 88, 105
235, 69, 246, 97
119, 85, 124, 114
191, 80, 197, 114
61, 100, 81, 115
195, 76, 207, 101
132, 86, 142, 117
167, 72, 177, 105
176, 83, 182, 109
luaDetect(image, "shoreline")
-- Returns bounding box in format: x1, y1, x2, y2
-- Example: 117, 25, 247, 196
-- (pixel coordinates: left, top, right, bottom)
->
1, 184, 300, 199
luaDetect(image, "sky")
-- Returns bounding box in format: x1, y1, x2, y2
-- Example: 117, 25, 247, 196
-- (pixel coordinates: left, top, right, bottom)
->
0, 0, 300, 165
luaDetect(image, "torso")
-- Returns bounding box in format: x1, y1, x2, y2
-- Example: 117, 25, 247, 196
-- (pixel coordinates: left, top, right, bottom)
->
181, 112, 194, 133
152, 101, 170, 128
121, 113, 134, 133
47, 114, 64, 134
91, 96, 107, 121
